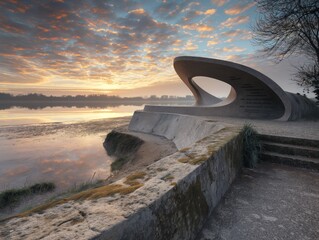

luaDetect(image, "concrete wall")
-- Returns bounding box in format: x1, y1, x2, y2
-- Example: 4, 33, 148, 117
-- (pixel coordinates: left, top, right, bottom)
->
1, 115, 243, 240
129, 111, 231, 149
96, 127, 243, 240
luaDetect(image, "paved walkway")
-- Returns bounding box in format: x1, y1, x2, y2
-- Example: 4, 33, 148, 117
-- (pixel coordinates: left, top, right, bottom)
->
205, 116, 319, 140
197, 163, 319, 240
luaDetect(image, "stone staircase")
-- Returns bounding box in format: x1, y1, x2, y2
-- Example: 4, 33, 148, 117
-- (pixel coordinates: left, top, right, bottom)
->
259, 134, 319, 170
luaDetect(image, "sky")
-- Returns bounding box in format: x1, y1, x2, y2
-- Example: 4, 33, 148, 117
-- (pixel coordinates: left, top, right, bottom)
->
0, 0, 311, 98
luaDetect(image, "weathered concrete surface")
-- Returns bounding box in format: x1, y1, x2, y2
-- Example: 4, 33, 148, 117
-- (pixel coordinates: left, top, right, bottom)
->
198, 116, 319, 141
0, 124, 243, 240
129, 111, 231, 149
144, 56, 319, 120
197, 162, 319, 240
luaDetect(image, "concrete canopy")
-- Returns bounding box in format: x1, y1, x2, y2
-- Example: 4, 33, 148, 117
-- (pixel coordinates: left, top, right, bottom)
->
144, 56, 318, 121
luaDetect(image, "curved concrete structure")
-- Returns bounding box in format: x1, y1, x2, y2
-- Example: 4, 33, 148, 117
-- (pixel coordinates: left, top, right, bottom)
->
144, 56, 318, 121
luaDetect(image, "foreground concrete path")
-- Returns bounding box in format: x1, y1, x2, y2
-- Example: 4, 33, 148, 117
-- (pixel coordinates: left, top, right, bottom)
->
197, 163, 319, 240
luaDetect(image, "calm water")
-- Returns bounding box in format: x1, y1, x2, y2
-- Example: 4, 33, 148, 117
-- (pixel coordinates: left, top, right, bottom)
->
0, 105, 140, 126
0, 102, 194, 192
0, 105, 141, 191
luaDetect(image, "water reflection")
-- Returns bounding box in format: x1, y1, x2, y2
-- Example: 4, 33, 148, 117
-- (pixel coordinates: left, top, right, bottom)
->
0, 110, 132, 191
0, 101, 193, 126
0, 134, 109, 191
0, 105, 139, 126
0, 103, 193, 191
0, 101, 144, 110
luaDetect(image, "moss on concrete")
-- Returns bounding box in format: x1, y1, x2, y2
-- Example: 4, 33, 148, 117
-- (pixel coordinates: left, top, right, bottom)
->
161, 174, 174, 182
178, 153, 208, 165
124, 172, 147, 186
176, 128, 240, 168
126, 172, 147, 181
16, 183, 143, 218
178, 157, 190, 163
156, 167, 167, 172
179, 147, 191, 153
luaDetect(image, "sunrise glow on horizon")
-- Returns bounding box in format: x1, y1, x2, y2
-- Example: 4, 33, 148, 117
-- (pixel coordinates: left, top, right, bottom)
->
0, 0, 309, 97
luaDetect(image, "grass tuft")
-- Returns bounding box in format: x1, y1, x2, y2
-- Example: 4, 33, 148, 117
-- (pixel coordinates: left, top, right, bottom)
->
0, 182, 55, 210
161, 173, 174, 181
178, 157, 190, 163
179, 147, 191, 153
178, 154, 208, 165
124, 172, 146, 186
17, 183, 143, 218
126, 172, 146, 181
241, 124, 261, 168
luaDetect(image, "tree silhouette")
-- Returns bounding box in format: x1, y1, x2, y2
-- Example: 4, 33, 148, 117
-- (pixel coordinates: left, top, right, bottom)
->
253, 0, 319, 101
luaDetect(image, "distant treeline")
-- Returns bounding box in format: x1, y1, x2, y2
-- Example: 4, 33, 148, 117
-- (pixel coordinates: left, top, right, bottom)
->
0, 93, 194, 110
0, 93, 194, 102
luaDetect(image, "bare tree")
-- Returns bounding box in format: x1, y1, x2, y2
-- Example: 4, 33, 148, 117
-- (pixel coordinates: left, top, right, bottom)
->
252, 0, 319, 101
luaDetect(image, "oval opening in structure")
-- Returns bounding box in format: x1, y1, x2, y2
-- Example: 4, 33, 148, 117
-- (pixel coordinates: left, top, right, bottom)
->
192, 76, 232, 99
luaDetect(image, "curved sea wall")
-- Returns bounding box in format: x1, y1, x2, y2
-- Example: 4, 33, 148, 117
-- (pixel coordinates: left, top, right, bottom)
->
128, 111, 232, 149
97, 126, 243, 240
1, 114, 243, 240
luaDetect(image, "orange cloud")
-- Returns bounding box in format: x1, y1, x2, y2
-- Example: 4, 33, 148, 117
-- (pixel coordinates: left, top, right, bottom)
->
224, 2, 256, 15
15, 5, 29, 13
172, 39, 182, 46
183, 24, 214, 32
203, 8, 216, 15
37, 26, 50, 32
211, 0, 228, 6
221, 16, 249, 28
129, 8, 146, 15
0, 23, 25, 33
207, 40, 219, 46
222, 46, 246, 52
185, 41, 198, 50
221, 29, 252, 39
51, 12, 68, 20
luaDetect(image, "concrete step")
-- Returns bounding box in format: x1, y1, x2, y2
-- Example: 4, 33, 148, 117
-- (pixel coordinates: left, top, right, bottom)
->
260, 151, 319, 171
261, 141, 319, 159
258, 134, 319, 148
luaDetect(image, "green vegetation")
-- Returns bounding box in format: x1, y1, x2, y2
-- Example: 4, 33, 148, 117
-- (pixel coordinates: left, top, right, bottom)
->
0, 182, 55, 209
241, 124, 261, 168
